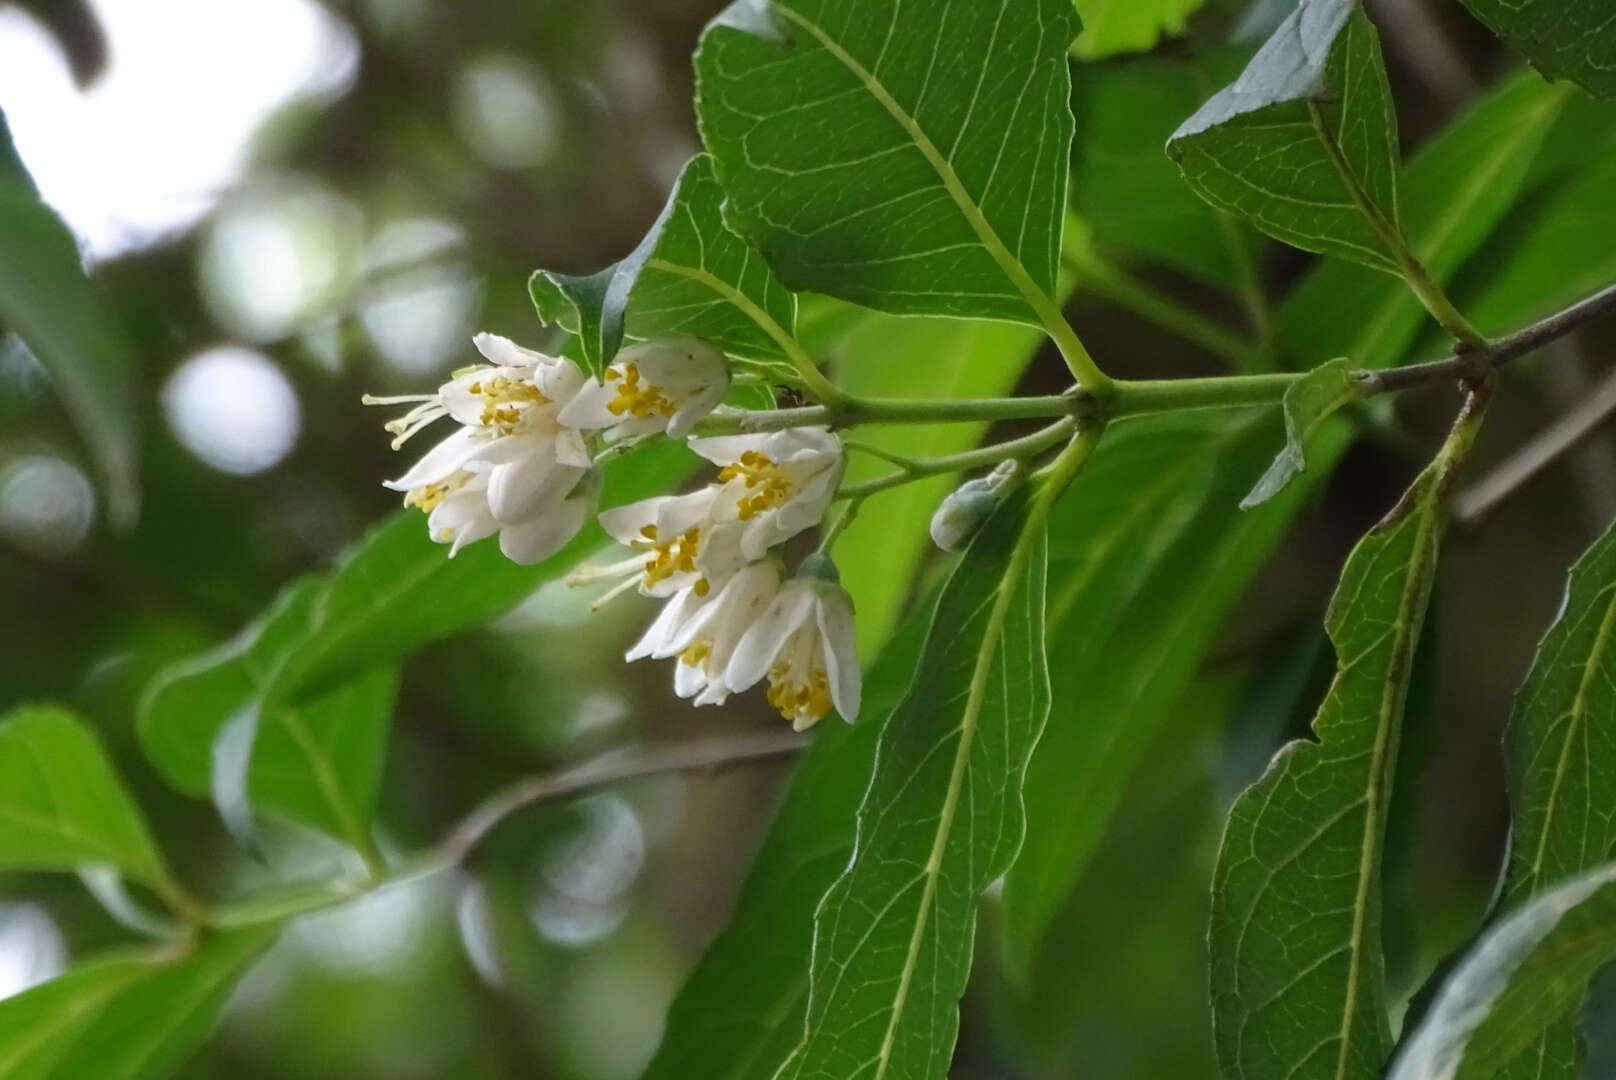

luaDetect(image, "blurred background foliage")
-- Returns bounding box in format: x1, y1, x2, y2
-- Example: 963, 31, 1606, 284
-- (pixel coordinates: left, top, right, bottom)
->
1, 0, 1614, 1077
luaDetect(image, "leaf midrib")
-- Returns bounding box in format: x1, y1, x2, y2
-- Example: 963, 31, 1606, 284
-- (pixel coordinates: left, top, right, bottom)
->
771, 3, 1062, 329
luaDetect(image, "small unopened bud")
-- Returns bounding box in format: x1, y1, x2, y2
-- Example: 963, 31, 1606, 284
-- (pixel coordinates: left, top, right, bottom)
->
930, 460, 1020, 552
796, 552, 842, 584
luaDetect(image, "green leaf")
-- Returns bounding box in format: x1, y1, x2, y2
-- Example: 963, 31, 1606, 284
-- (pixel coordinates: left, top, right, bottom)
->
1209, 395, 1486, 1080
1452, 148, 1616, 338
1240, 358, 1358, 508
0, 953, 158, 1080
0, 112, 138, 525
777, 489, 1048, 1078
0, 705, 168, 887
832, 312, 1052, 654
0, 928, 278, 1080
1390, 863, 1616, 1080
1278, 72, 1574, 368
1003, 408, 1320, 979
531, 155, 800, 377
1477, 516, 1616, 1079
695, 0, 1078, 323
1005, 69, 1581, 982
644, 582, 935, 1080
1168, 0, 1405, 274
48, 927, 278, 1079
1459, 0, 1616, 100
528, 264, 633, 380
1070, 50, 1255, 286
1072, 0, 1206, 59
138, 580, 398, 848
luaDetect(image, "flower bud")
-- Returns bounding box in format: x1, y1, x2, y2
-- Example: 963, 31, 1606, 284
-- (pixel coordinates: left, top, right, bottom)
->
929, 460, 1020, 552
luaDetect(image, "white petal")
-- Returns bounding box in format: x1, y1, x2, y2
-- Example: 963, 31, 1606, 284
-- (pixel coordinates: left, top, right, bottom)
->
815, 586, 861, 721
535, 356, 584, 402
488, 453, 581, 524
557, 377, 620, 430
693, 683, 730, 707
474, 332, 545, 369
385, 428, 486, 490
725, 581, 816, 693
673, 658, 707, 699
666, 374, 731, 439
626, 587, 702, 661
656, 487, 719, 537
497, 496, 589, 564
687, 432, 768, 467
597, 496, 670, 544
554, 427, 592, 469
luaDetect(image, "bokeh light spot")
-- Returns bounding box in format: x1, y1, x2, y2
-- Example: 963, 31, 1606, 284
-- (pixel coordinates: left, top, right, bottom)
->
0, 453, 96, 557
163, 347, 301, 475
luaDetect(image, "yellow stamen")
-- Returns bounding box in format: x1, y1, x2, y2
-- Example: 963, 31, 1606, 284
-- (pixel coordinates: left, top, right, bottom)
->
719, 450, 792, 520
766, 659, 832, 723
680, 640, 712, 671
469, 374, 547, 433
603, 362, 677, 420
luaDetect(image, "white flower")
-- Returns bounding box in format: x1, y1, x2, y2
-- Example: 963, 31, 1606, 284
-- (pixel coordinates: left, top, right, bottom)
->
367, 332, 595, 563
626, 560, 782, 706
686, 427, 843, 561
726, 568, 859, 730
559, 339, 730, 441
574, 487, 748, 602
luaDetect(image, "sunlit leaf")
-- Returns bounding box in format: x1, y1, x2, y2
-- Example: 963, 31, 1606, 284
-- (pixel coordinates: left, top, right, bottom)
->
778, 490, 1048, 1078
1072, 0, 1206, 59
1168, 0, 1403, 273
1240, 358, 1357, 508
1391, 863, 1616, 1080
0, 705, 168, 888
695, 0, 1078, 323
0, 928, 278, 1080
0, 109, 138, 525
1209, 394, 1487, 1080
1459, 0, 1616, 100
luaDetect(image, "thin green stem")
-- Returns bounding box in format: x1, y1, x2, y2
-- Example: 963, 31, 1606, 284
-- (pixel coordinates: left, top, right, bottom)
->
695, 392, 1082, 436
1074, 255, 1256, 368
842, 440, 922, 473
819, 498, 866, 553
1108, 373, 1297, 418
837, 419, 1077, 500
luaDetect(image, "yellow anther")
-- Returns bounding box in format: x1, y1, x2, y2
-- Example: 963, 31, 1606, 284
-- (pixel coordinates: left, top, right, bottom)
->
634, 526, 702, 588
693, 577, 710, 597
680, 640, 712, 670
766, 660, 832, 723
603, 363, 677, 420
719, 451, 791, 520
469, 374, 547, 432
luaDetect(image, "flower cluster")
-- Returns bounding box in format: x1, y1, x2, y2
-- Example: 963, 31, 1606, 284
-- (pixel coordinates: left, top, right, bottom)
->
368, 334, 859, 729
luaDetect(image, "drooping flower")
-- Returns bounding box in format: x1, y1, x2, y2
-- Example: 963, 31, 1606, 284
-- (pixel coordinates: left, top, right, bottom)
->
929, 459, 1019, 552
686, 427, 843, 561
366, 332, 595, 563
559, 339, 730, 442
726, 558, 859, 730
626, 559, 782, 706
573, 487, 748, 603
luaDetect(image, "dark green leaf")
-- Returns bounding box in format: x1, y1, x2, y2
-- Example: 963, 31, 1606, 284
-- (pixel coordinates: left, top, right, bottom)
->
1390, 863, 1616, 1080
1279, 72, 1576, 368
531, 155, 800, 377
0, 705, 168, 888
1004, 408, 1319, 978
1209, 395, 1486, 1080
1072, 0, 1206, 59
695, 0, 1078, 323
644, 583, 934, 1080
1168, 0, 1404, 273
778, 490, 1048, 1078
1005, 69, 1582, 981
0, 124, 138, 524
1240, 358, 1358, 508
138, 580, 399, 848
1459, 0, 1616, 100
832, 310, 1051, 654
528, 264, 632, 380
1071, 50, 1254, 286
1478, 516, 1616, 1079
